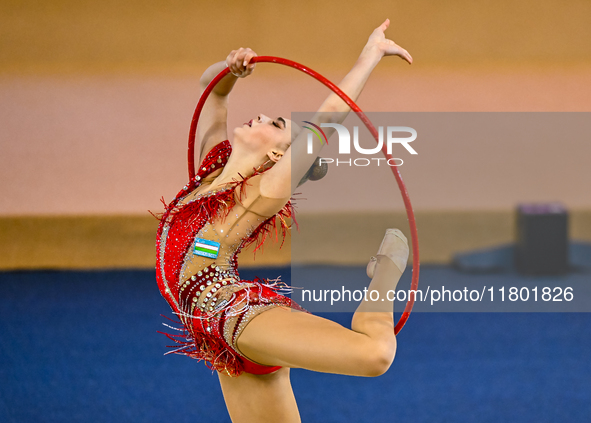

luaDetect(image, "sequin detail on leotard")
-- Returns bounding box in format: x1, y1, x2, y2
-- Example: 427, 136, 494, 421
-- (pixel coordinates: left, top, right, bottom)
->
155, 141, 304, 376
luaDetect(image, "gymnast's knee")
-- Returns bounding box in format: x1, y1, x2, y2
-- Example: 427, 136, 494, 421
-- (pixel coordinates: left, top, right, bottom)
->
359, 339, 397, 377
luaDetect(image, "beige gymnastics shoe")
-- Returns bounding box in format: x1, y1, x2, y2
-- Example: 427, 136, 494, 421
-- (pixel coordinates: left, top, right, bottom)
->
366, 228, 409, 278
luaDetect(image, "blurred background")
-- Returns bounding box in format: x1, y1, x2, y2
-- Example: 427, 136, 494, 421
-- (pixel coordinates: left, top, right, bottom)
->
1, 0, 590, 268
1, 2, 590, 423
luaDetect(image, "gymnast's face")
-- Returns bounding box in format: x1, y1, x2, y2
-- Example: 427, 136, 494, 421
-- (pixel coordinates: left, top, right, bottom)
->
234, 114, 299, 164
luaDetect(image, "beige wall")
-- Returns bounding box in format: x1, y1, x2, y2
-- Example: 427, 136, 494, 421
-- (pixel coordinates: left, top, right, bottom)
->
2, 0, 591, 72
1, 1, 590, 268
2, 0, 590, 216
1, 70, 590, 216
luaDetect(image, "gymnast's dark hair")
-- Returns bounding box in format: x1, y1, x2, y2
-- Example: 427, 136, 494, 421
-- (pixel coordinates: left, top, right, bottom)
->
297, 157, 328, 187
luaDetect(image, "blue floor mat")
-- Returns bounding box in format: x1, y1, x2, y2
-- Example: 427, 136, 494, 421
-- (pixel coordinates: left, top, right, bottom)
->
1, 267, 590, 423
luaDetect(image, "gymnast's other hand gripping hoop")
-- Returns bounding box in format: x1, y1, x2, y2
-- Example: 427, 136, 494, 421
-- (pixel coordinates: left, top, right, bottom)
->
187, 56, 420, 335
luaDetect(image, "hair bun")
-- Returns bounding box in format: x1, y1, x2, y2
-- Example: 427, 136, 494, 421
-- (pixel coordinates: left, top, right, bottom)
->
297, 157, 328, 187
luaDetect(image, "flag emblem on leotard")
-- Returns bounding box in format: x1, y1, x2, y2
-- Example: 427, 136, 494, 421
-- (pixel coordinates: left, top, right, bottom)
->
193, 238, 221, 259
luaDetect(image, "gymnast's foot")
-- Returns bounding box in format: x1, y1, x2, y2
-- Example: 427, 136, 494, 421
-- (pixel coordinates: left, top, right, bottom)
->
366, 229, 409, 278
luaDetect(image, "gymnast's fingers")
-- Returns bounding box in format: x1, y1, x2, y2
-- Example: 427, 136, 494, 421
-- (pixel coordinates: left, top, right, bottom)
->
228, 48, 243, 76
242, 51, 257, 76
226, 50, 237, 75
394, 46, 413, 64
243, 51, 257, 69
382, 41, 413, 64
377, 18, 390, 33
225, 49, 237, 70
231, 48, 253, 77
234, 49, 246, 75
402, 49, 413, 64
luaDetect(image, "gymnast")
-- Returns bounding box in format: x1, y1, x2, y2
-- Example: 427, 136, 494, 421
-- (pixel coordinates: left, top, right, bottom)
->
155, 19, 412, 422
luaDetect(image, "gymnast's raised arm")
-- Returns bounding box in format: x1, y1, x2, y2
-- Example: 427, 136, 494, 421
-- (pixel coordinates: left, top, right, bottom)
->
260, 18, 412, 196
195, 49, 257, 165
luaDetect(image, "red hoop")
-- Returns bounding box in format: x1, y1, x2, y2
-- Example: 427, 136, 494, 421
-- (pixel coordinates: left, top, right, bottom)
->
187, 56, 419, 335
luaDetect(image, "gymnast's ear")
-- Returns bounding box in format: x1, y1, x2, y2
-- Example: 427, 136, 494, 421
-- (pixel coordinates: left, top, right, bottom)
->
267, 150, 284, 163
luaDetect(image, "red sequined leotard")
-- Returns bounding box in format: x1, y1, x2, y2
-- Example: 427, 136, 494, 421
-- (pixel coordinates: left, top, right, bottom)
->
156, 141, 302, 376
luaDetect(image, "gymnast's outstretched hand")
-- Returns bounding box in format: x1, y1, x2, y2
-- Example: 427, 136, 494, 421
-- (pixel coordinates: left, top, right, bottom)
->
226, 47, 258, 77
363, 19, 413, 64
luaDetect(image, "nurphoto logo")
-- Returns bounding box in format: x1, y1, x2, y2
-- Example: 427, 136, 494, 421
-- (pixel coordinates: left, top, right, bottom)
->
304, 122, 417, 167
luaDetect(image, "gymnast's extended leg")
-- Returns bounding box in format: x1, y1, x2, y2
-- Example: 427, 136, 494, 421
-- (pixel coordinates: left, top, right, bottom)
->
218, 229, 409, 423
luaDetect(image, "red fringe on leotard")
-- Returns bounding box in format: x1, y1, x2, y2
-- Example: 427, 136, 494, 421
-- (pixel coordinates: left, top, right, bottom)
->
158, 276, 297, 376
154, 141, 298, 376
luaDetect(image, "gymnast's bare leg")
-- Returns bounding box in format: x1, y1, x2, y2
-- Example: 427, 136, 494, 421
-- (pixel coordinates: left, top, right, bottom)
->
218, 229, 409, 423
